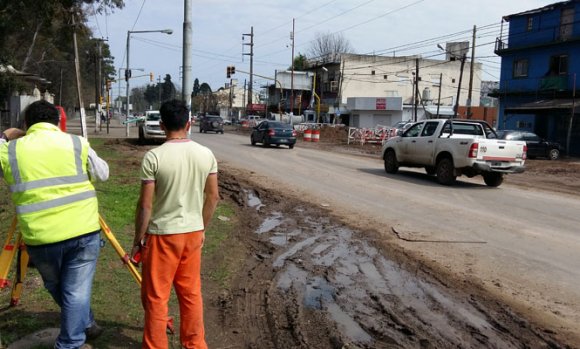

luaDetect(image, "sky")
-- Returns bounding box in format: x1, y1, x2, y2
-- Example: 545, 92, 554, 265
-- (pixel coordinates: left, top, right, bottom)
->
87, 0, 559, 99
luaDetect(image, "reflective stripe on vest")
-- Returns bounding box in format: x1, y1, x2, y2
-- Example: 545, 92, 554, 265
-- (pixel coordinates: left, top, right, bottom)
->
7, 134, 94, 214
16, 190, 96, 215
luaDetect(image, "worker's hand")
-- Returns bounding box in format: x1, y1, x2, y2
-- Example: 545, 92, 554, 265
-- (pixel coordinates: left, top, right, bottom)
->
130, 245, 142, 266
2, 128, 26, 140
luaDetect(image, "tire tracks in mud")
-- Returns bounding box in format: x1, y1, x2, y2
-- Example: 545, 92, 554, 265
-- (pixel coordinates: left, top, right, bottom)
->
215, 168, 570, 349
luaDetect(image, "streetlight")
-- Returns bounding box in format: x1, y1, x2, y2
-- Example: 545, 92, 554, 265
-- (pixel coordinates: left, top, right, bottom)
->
437, 44, 466, 119
126, 29, 173, 137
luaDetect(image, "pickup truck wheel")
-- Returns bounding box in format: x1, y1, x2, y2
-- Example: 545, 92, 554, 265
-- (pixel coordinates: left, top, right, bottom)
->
384, 150, 399, 174
436, 158, 456, 185
251, 135, 256, 146
425, 166, 436, 175
483, 173, 504, 187
548, 148, 560, 160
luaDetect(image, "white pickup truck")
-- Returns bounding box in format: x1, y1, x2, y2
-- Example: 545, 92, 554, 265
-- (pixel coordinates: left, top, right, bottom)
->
381, 119, 527, 187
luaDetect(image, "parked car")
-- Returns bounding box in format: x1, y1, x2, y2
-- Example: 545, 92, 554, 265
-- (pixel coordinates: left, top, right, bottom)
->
496, 130, 561, 160
199, 115, 224, 133
138, 110, 165, 143
250, 120, 297, 149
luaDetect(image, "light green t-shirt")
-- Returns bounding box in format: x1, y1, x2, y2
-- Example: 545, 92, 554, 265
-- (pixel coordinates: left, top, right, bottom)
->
140, 140, 218, 235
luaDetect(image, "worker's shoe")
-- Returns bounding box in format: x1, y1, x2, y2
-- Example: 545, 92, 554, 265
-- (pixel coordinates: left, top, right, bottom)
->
85, 322, 104, 340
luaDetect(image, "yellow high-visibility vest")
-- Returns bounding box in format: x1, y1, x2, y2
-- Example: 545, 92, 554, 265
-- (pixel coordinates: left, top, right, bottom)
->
0, 123, 100, 245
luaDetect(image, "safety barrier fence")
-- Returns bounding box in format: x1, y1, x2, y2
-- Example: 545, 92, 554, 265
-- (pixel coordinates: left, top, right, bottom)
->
347, 125, 397, 145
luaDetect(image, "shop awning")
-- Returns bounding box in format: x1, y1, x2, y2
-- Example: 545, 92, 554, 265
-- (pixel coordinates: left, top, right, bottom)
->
505, 99, 580, 113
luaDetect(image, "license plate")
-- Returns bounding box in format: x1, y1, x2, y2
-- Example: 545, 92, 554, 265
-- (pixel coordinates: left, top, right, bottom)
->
279, 139, 287, 143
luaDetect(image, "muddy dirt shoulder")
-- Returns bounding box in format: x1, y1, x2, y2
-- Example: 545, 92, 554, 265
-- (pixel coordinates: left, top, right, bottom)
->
212, 164, 573, 348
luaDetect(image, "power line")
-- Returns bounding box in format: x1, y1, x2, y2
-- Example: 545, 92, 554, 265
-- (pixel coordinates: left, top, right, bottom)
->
130, 0, 147, 31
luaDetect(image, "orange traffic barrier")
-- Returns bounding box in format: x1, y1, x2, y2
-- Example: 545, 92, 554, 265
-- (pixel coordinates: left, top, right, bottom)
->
311, 129, 320, 142
303, 129, 312, 142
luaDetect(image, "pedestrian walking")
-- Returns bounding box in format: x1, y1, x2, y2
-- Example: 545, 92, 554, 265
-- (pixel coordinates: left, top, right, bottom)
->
132, 99, 220, 349
0, 100, 109, 349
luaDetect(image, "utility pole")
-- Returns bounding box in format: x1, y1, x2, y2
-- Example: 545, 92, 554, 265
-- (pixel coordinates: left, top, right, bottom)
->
243, 79, 247, 111
182, 0, 192, 106
95, 39, 104, 132
436, 73, 443, 117
454, 54, 466, 119
290, 18, 295, 115
243, 27, 254, 108
467, 25, 477, 119
71, 11, 87, 138
414, 58, 419, 122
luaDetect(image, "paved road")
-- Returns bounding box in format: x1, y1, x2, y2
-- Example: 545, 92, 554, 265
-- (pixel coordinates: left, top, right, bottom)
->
190, 127, 580, 340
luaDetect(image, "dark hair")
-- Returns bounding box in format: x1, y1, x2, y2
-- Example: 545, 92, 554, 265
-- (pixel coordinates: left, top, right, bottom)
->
159, 99, 189, 131
24, 100, 59, 127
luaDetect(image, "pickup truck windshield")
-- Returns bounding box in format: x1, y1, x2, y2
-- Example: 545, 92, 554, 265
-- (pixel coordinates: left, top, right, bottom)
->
146, 113, 160, 121
442, 122, 484, 136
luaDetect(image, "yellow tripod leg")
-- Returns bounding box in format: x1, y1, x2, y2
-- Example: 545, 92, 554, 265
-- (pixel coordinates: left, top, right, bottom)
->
98, 215, 142, 284
10, 234, 29, 306
98, 215, 174, 334
0, 217, 18, 289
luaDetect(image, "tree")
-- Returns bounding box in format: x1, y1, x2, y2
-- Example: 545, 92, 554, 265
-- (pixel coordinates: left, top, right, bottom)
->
307, 32, 354, 60
192, 78, 200, 97
160, 74, 176, 102
0, 0, 123, 108
290, 53, 308, 71
199, 82, 212, 95
144, 84, 158, 109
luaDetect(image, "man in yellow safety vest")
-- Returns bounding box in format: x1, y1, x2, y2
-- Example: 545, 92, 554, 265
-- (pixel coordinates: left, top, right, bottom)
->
0, 100, 109, 349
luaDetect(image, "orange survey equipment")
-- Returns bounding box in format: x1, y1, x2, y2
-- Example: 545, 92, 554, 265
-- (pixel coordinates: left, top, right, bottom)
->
0, 217, 19, 289
56, 105, 67, 132
10, 234, 29, 306
98, 215, 141, 284
98, 215, 174, 334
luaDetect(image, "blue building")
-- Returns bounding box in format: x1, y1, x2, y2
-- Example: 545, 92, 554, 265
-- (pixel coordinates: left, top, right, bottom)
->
495, 0, 580, 156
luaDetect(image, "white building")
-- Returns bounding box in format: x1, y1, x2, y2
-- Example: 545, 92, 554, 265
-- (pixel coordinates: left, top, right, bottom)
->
307, 45, 482, 128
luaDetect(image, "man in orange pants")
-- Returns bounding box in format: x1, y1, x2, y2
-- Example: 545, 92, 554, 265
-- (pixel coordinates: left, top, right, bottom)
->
132, 99, 220, 348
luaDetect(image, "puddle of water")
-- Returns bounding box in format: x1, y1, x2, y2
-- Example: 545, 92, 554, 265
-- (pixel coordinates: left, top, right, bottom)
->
256, 212, 283, 234
304, 276, 334, 309
264, 211, 514, 347
273, 236, 318, 268
269, 229, 301, 246
245, 189, 264, 210
277, 262, 308, 291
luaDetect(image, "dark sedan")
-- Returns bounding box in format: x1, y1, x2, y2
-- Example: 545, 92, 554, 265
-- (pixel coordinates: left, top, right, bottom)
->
251, 120, 297, 149
496, 130, 561, 160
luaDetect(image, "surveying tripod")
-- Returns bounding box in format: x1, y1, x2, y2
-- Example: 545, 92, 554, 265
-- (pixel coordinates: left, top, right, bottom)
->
0, 215, 175, 333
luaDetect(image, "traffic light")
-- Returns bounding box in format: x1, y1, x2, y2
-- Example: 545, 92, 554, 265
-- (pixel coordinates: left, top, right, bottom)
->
226, 65, 236, 78
124, 69, 131, 81
150, 72, 154, 82
106, 80, 112, 90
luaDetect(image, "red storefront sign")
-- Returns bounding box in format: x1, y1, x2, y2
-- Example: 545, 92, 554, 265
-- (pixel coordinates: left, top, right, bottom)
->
247, 103, 266, 112
376, 98, 386, 110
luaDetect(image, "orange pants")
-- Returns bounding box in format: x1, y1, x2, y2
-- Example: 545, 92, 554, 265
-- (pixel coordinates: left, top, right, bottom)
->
141, 232, 207, 349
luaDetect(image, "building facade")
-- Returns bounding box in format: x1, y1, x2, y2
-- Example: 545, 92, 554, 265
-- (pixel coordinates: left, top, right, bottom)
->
306, 51, 481, 127
495, 0, 580, 155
